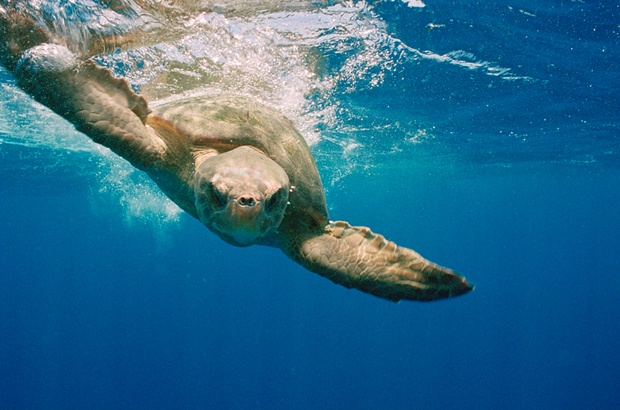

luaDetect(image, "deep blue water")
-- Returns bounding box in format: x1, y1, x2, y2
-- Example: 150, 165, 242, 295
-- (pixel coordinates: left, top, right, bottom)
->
1, 1, 620, 409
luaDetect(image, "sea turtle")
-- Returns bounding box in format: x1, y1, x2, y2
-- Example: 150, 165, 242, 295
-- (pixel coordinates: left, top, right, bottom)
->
0, 10, 473, 302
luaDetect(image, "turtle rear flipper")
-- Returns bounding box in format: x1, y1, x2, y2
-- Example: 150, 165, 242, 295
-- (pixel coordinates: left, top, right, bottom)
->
287, 221, 474, 302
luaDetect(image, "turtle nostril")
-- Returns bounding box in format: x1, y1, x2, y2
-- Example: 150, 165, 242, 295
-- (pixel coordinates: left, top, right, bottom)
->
238, 196, 256, 207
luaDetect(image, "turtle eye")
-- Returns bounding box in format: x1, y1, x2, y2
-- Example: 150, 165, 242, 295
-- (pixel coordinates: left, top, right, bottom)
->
266, 190, 280, 212
210, 184, 228, 209
266, 188, 288, 212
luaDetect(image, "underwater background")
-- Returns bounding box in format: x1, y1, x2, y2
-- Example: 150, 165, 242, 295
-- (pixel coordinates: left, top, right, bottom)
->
1, 0, 619, 408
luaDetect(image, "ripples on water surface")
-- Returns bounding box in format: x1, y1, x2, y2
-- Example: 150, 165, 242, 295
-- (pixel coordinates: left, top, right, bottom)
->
0, 0, 618, 216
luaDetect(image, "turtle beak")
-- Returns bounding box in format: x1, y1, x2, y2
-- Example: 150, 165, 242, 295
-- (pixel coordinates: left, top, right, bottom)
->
234, 192, 261, 208
218, 192, 267, 245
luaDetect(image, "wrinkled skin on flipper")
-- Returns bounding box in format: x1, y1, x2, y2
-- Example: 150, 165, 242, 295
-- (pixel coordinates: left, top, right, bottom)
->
0, 8, 164, 170
285, 222, 473, 302
0, 7, 474, 302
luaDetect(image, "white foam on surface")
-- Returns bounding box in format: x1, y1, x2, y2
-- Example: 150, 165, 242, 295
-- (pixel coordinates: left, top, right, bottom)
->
0, 0, 534, 225
402, 0, 426, 8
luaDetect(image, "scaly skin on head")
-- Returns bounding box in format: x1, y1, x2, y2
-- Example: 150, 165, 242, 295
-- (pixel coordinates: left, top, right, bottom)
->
194, 146, 290, 247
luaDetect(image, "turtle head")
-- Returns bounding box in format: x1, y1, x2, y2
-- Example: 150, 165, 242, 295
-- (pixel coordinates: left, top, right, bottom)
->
194, 146, 290, 247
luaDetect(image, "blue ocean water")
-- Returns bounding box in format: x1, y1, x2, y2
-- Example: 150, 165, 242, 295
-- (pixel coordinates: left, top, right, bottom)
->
1, 1, 619, 409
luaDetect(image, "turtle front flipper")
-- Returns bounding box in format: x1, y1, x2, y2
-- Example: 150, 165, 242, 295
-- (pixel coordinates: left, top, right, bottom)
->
286, 221, 473, 302
0, 9, 165, 170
